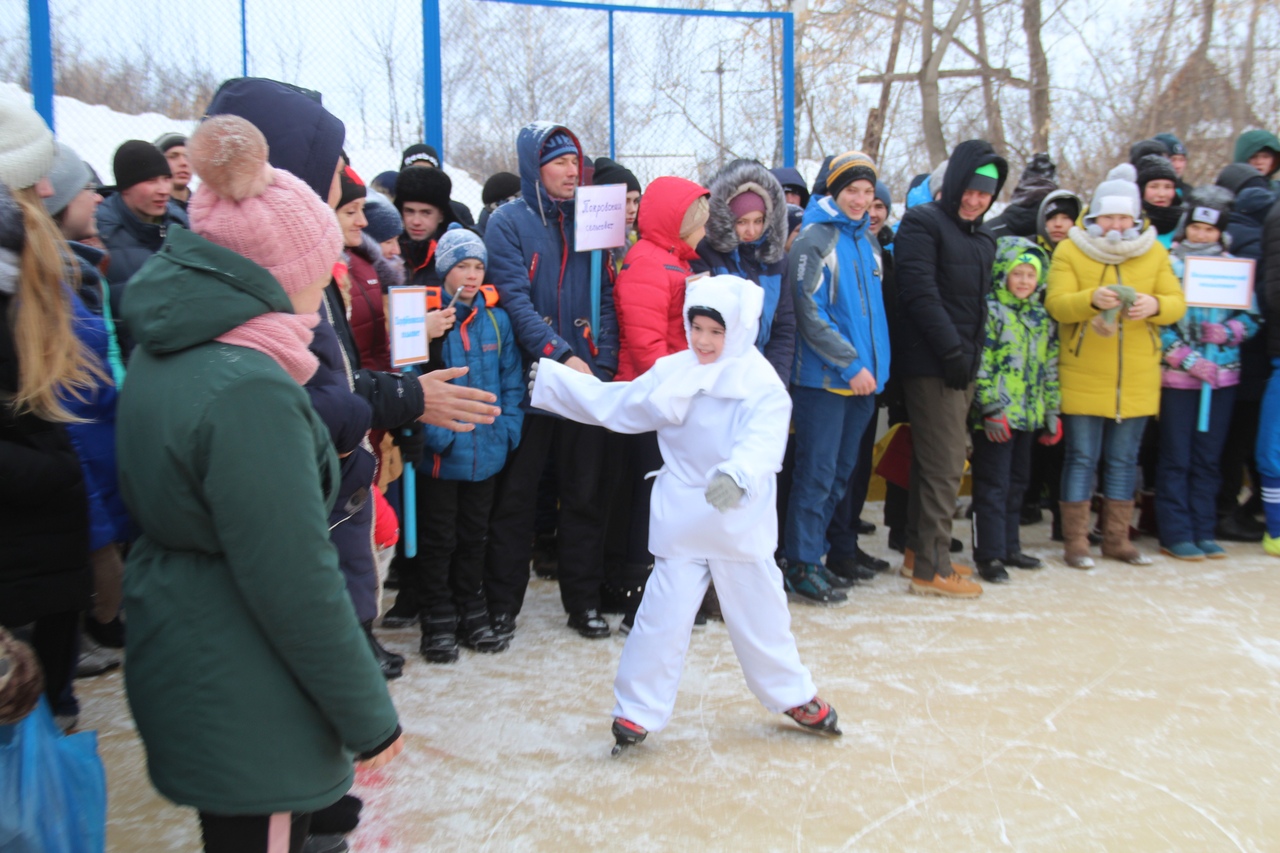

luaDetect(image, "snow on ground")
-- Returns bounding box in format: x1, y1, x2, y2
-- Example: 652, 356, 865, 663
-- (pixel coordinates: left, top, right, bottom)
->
4, 84, 484, 216
80, 509, 1280, 851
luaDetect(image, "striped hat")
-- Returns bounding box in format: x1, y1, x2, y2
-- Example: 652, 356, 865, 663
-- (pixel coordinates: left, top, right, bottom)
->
825, 151, 877, 198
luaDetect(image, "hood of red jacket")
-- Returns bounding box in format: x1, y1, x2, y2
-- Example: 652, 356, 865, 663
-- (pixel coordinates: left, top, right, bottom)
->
636, 176, 709, 262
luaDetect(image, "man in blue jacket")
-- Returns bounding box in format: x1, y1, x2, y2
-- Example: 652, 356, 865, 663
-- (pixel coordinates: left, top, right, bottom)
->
483, 122, 620, 640
783, 150, 890, 605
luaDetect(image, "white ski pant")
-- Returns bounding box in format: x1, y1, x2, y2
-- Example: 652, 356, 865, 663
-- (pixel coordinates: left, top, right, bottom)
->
612, 555, 817, 733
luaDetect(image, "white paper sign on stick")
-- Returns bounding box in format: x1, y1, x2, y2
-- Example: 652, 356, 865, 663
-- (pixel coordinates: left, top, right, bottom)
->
574, 183, 628, 252
388, 286, 431, 367
1183, 255, 1255, 310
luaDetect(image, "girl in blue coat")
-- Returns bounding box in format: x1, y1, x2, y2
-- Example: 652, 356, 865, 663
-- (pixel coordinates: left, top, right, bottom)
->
416, 225, 525, 662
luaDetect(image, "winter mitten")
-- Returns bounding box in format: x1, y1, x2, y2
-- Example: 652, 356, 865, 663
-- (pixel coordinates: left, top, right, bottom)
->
1187, 358, 1219, 387
705, 472, 746, 512
941, 349, 971, 390
527, 360, 539, 393
1038, 414, 1063, 446
1225, 319, 1247, 346
982, 411, 1012, 443
1199, 322, 1229, 345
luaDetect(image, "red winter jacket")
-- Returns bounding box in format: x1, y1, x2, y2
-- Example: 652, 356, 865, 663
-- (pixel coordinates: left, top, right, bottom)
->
614, 176, 710, 380
346, 234, 403, 372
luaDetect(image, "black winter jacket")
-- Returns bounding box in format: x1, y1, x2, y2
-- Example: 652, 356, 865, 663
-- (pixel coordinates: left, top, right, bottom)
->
892, 140, 1009, 381
1263, 196, 1280, 358
0, 292, 92, 626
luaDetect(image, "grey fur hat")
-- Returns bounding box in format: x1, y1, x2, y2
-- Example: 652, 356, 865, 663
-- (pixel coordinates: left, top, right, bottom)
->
704, 159, 788, 264
1174, 184, 1235, 244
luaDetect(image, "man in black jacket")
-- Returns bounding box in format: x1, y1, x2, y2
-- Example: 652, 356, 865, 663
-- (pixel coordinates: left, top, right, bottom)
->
894, 140, 1008, 598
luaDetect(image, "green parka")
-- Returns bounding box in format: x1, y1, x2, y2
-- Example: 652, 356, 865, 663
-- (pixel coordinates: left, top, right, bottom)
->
116, 227, 399, 815
972, 238, 1060, 431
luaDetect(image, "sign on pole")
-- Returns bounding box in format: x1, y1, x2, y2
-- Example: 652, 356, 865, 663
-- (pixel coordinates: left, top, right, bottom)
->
575, 183, 629, 339
1183, 256, 1255, 311
388, 286, 433, 368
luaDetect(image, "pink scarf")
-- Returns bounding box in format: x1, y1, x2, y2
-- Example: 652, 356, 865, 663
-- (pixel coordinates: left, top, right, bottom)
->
216, 311, 320, 384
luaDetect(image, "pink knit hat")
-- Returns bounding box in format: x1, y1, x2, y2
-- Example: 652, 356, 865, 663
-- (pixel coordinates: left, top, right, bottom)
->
187, 116, 342, 294
728, 188, 767, 219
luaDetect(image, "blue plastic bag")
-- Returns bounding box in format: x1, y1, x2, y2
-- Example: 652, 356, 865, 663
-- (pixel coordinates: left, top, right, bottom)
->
0, 696, 106, 853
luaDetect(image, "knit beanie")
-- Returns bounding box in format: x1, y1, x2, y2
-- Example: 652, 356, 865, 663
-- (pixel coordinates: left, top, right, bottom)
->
680, 195, 710, 240
591, 158, 641, 194
1215, 162, 1271, 195
371, 170, 399, 197
0, 627, 44, 726
42, 142, 91, 217
401, 143, 440, 170
1086, 163, 1142, 222
436, 222, 487, 280
874, 180, 892, 215
1129, 139, 1169, 167
929, 159, 949, 200
1040, 194, 1080, 224
0, 89, 55, 190
362, 192, 403, 243
336, 164, 365, 210
394, 166, 454, 219
825, 151, 877, 199
1154, 132, 1186, 157
154, 132, 187, 153
540, 131, 577, 165
482, 171, 521, 206
188, 116, 342, 296
1136, 154, 1178, 190
727, 188, 767, 219
113, 140, 171, 191
786, 203, 805, 236
969, 162, 1001, 195
1175, 184, 1234, 243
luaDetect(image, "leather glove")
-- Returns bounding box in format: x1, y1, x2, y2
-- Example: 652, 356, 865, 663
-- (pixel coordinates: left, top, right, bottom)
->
1038, 414, 1063, 446
1187, 358, 1219, 387
982, 411, 1012, 443
527, 360, 539, 394
393, 424, 425, 467
704, 472, 745, 512
1199, 322, 1229, 345
941, 349, 971, 390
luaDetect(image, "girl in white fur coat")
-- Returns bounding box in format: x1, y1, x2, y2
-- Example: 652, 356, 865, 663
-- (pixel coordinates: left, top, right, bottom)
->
530, 274, 841, 753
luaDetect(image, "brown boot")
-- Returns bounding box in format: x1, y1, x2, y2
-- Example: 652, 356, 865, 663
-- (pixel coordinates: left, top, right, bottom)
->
1100, 499, 1153, 565
1060, 501, 1095, 569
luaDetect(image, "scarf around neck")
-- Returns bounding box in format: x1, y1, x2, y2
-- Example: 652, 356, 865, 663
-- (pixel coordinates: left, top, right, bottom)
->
216, 310, 320, 385
1067, 225, 1158, 266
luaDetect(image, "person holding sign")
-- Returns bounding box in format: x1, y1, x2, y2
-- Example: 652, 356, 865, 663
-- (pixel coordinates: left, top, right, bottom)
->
1157, 187, 1258, 561
1045, 163, 1186, 569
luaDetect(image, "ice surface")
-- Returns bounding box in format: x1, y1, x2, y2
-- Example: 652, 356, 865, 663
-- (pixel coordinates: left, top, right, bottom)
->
79, 510, 1280, 851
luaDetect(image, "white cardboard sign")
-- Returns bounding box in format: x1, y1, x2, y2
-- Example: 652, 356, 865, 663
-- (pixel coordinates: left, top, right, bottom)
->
1183, 255, 1255, 310
574, 183, 628, 251
387, 286, 431, 367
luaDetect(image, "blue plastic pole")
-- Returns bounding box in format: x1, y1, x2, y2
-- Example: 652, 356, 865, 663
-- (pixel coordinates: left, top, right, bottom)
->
240, 0, 248, 77
608, 10, 616, 160
422, 0, 445, 160
1197, 344, 1215, 432
590, 250, 602, 337
401, 368, 418, 558
28, 0, 54, 130
782, 12, 795, 168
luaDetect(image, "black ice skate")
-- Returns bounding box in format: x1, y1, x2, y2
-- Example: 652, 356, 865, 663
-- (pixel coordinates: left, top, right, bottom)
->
610, 717, 648, 757
784, 696, 842, 736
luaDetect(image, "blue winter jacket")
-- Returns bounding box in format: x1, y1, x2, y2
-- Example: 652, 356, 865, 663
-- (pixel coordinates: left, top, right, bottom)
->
421, 288, 525, 481
97, 192, 188, 355
789, 196, 891, 392
61, 290, 133, 550
483, 122, 619, 394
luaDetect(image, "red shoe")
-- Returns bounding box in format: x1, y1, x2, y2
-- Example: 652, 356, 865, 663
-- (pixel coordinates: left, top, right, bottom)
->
785, 696, 842, 736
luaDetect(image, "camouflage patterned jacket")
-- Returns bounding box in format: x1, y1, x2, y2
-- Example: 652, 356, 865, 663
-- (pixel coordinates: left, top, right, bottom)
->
972, 238, 1060, 431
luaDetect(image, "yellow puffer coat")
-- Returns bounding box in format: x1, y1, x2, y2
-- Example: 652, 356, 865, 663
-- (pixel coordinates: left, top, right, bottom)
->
1045, 229, 1186, 419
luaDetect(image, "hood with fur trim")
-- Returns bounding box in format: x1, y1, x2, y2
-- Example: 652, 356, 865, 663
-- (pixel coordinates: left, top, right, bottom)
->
705, 160, 788, 264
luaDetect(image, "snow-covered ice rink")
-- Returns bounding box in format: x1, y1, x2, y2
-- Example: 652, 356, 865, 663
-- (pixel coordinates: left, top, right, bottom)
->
82, 511, 1280, 851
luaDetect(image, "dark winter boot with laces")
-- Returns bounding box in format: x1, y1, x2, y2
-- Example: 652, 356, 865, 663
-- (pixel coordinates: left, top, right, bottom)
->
458, 606, 510, 654
419, 613, 459, 664
782, 561, 848, 606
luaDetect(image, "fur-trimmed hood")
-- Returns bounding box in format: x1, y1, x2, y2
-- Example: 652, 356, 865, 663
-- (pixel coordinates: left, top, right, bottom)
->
705, 160, 788, 264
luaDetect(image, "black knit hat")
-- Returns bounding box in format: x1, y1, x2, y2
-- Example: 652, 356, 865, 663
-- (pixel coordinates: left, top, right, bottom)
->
336, 164, 366, 210
113, 140, 171, 191
481, 171, 521, 206
401, 143, 440, 170
1175, 184, 1234, 244
687, 305, 726, 328
395, 166, 455, 222
1216, 162, 1271, 195
591, 157, 641, 194
154, 132, 187, 153
1129, 139, 1169, 167
1136, 154, 1178, 189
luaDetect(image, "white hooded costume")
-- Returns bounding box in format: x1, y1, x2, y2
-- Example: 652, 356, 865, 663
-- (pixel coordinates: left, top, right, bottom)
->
532, 275, 816, 732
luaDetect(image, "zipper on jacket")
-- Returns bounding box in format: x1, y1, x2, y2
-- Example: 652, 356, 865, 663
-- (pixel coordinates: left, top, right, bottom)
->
1115, 321, 1124, 423
556, 211, 570, 337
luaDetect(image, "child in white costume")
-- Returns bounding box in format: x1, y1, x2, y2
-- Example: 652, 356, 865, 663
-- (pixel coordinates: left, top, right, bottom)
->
530, 275, 841, 753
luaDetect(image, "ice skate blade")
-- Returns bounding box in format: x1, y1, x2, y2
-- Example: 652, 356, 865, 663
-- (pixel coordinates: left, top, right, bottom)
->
610, 742, 631, 757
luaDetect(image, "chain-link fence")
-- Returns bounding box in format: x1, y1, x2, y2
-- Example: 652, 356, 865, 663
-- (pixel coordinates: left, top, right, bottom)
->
6, 0, 794, 209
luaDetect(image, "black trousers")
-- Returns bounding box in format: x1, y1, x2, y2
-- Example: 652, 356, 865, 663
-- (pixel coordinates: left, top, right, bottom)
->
199, 811, 311, 853
603, 431, 662, 568
415, 476, 497, 619
485, 414, 609, 617
970, 428, 1033, 562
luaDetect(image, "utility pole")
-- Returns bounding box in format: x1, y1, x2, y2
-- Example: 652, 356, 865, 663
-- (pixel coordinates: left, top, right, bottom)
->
704, 49, 736, 170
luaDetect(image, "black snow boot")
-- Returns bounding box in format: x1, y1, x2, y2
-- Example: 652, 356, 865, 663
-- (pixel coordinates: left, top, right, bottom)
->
419, 613, 459, 663
362, 620, 404, 679
458, 607, 510, 654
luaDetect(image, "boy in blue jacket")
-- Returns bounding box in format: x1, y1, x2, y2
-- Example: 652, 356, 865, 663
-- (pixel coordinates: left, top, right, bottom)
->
414, 225, 525, 662
782, 151, 891, 604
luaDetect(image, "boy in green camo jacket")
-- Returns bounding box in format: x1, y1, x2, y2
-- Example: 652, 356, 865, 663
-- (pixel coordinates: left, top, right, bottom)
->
968, 236, 1061, 583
